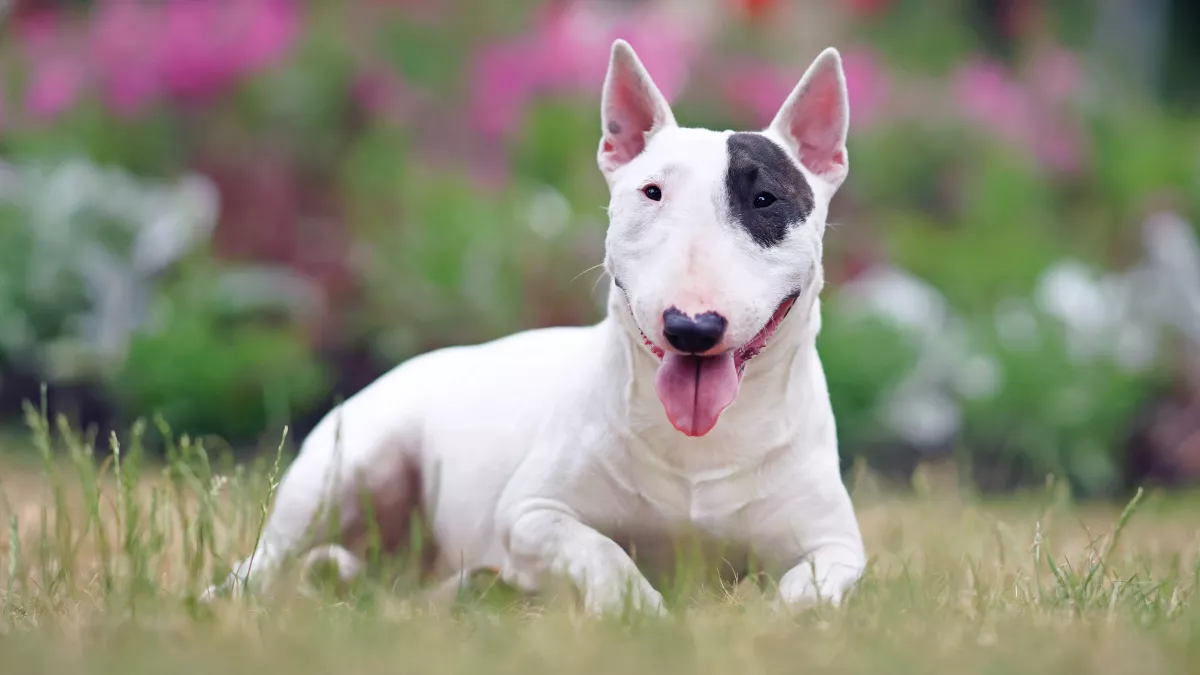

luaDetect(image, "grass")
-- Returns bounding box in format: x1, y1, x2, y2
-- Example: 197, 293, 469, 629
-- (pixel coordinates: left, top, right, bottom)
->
3, 403, 1200, 674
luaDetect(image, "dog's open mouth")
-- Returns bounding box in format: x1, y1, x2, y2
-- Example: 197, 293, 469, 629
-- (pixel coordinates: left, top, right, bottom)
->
638, 294, 799, 438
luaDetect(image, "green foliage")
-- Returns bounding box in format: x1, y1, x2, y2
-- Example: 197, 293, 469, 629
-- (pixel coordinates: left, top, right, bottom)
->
854, 0, 981, 72
1088, 113, 1200, 224
512, 101, 604, 195
818, 305, 920, 454
0, 203, 90, 366
377, 17, 466, 96
847, 126, 961, 213
2, 105, 185, 176
0, 158, 329, 443
958, 314, 1160, 498
111, 271, 330, 444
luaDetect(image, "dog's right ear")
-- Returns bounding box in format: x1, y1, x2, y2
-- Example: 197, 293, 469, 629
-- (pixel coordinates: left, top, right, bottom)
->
768, 47, 850, 190
598, 39, 677, 176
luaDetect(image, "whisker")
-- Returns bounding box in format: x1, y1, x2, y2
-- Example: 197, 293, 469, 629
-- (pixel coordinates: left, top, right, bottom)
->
571, 262, 607, 284
591, 268, 612, 295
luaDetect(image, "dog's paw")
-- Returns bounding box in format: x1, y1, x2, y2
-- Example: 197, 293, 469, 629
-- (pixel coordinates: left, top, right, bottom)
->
774, 564, 858, 614
198, 559, 254, 603
199, 577, 240, 603
582, 570, 666, 617
502, 551, 665, 617
775, 577, 835, 613
198, 585, 221, 603
301, 545, 364, 589
572, 553, 665, 617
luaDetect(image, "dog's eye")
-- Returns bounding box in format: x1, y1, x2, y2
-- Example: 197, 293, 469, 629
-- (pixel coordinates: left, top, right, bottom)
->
753, 192, 777, 208
642, 185, 662, 201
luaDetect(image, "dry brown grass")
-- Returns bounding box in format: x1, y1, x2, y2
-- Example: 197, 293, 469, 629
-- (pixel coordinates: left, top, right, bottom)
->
2, 413, 1200, 674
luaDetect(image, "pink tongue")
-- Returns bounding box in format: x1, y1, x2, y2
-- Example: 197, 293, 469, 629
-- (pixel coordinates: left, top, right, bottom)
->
654, 352, 740, 437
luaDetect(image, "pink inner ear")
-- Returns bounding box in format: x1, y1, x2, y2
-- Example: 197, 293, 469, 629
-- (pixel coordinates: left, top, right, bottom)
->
787, 66, 847, 178
603, 79, 657, 165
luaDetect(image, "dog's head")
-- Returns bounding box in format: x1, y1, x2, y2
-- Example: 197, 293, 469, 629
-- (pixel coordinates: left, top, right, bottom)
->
599, 40, 850, 438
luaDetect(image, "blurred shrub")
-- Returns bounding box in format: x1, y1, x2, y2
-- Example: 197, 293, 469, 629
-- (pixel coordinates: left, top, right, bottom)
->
0, 158, 217, 383
817, 302, 921, 474
958, 309, 1159, 497
113, 264, 329, 443
0, 157, 329, 442
0, 0, 1198, 496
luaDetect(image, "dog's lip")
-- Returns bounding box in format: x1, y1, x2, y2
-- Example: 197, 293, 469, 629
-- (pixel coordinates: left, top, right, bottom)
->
633, 291, 801, 371
730, 292, 800, 371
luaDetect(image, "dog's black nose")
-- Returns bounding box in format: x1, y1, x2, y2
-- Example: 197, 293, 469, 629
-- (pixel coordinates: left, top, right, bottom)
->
662, 308, 727, 354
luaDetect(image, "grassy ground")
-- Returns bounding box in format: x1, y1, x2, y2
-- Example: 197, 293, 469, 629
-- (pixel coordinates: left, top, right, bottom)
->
2, 408, 1200, 674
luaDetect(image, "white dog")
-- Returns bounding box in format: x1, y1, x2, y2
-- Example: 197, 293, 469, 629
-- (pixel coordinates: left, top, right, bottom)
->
205, 40, 866, 616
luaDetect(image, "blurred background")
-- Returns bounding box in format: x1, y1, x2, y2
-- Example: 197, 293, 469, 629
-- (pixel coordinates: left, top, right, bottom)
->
0, 0, 1198, 500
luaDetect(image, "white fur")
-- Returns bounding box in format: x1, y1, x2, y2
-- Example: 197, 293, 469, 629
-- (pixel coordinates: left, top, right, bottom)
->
203, 41, 865, 616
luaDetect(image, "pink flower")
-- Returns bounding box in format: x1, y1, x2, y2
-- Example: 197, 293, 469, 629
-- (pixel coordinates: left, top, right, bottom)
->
721, 61, 791, 128
722, 47, 890, 129
1027, 48, 1085, 172
952, 55, 1084, 173
953, 57, 1033, 142
160, 1, 244, 101
90, 0, 300, 110
468, 1, 704, 139
228, 0, 301, 73
1030, 47, 1079, 103
159, 0, 298, 102
842, 48, 890, 127
12, 10, 63, 60
89, 1, 165, 116
13, 9, 87, 121
12, 0, 301, 123
1032, 121, 1083, 173
25, 57, 86, 122
469, 42, 542, 139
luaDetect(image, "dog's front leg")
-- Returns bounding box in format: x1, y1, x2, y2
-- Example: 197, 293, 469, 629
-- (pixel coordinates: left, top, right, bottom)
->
766, 468, 866, 611
500, 503, 665, 617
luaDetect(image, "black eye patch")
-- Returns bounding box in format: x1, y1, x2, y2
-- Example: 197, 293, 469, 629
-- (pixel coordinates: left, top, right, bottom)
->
724, 133, 814, 247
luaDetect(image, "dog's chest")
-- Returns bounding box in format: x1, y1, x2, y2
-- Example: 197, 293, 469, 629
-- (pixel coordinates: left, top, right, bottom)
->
619, 456, 763, 538
604, 467, 767, 579
615, 425, 788, 529
590, 416, 801, 570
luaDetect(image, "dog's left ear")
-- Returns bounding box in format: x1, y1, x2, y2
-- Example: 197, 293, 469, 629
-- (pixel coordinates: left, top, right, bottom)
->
598, 39, 678, 177
768, 48, 850, 190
